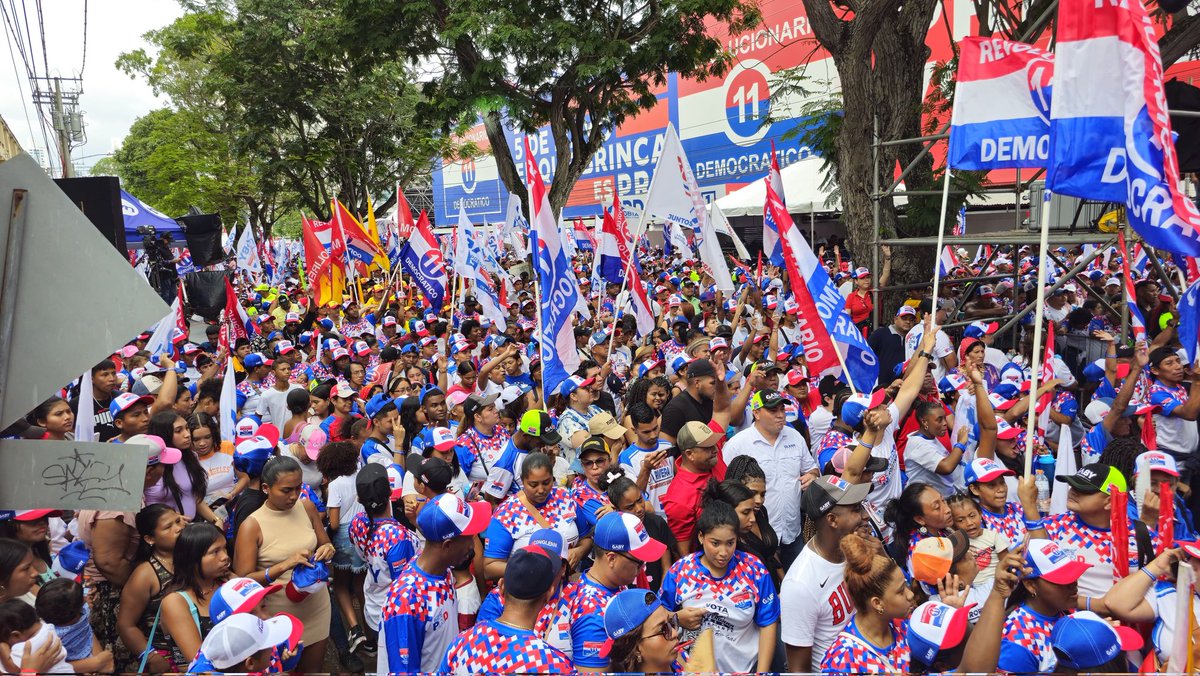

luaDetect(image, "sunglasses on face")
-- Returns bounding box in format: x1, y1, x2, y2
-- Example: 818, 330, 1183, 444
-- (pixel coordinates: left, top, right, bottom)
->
581, 457, 608, 468
641, 607, 680, 641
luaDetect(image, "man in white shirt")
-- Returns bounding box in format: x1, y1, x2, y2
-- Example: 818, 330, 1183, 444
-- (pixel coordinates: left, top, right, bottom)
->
781, 476, 870, 673
722, 389, 818, 569
255, 360, 305, 425
904, 299, 957, 382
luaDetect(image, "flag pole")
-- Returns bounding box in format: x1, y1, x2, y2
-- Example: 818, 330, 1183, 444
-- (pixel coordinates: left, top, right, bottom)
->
931, 168, 953, 308
1022, 189, 1053, 477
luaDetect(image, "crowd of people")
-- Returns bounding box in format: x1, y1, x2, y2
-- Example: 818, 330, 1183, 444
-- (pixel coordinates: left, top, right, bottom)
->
1, 238, 1199, 674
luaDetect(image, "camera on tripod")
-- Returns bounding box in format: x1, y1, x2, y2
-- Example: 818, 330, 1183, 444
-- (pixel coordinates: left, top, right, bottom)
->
139, 224, 177, 303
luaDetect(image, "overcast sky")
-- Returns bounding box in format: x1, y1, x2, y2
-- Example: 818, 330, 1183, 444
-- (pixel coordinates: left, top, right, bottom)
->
2, 0, 183, 174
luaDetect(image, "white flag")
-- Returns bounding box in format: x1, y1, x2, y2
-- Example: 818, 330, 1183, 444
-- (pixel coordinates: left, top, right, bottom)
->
503, 195, 529, 256
1049, 425, 1076, 515
698, 207, 734, 293
641, 124, 707, 255
711, 203, 751, 261
219, 356, 238, 441
143, 296, 182, 357
73, 371, 95, 442
453, 206, 477, 279
235, 226, 261, 275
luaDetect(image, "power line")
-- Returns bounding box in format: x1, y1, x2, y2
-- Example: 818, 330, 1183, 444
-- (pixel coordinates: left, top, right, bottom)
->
79, 0, 86, 76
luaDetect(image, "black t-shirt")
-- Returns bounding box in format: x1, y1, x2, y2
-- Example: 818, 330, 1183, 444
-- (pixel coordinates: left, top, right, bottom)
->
660, 390, 712, 438
641, 512, 676, 591
68, 394, 117, 442
867, 325, 907, 384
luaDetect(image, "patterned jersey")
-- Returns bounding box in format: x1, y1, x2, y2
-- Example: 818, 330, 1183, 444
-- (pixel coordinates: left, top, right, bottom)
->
299, 482, 325, 513
340, 318, 374, 339
483, 487, 579, 560
475, 581, 577, 655
569, 476, 608, 536
309, 360, 334, 383
997, 604, 1059, 674
981, 502, 1027, 545
618, 440, 675, 514
660, 550, 780, 673
235, 378, 263, 415
1149, 379, 1200, 455
436, 620, 573, 674
561, 575, 623, 667
1043, 512, 1157, 597
820, 618, 910, 675
1079, 425, 1108, 465
815, 428, 857, 470
659, 338, 687, 363
349, 513, 416, 631
378, 561, 458, 674
457, 425, 511, 471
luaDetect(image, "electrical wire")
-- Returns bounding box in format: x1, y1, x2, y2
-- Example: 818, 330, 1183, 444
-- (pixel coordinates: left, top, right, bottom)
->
79, 0, 86, 76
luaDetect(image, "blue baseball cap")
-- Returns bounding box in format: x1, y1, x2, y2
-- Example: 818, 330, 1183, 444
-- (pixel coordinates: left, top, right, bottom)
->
593, 512, 665, 562
964, 457, 1015, 485
285, 560, 329, 602
907, 601, 974, 666
364, 393, 396, 419
504, 547, 556, 600
1050, 610, 1142, 669
602, 589, 663, 649
528, 528, 567, 561
50, 540, 90, 581
243, 353, 273, 369
416, 494, 491, 542
840, 390, 888, 428
557, 375, 595, 397
109, 392, 154, 419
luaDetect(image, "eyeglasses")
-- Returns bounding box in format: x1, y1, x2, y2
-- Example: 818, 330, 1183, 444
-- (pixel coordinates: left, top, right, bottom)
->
581, 458, 608, 468
641, 610, 680, 642
612, 550, 642, 566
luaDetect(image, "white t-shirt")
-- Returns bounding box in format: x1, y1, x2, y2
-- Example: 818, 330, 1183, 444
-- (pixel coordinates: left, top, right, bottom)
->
256, 383, 305, 426
904, 325, 955, 382
808, 407, 833, 448
198, 452, 236, 502
780, 543, 852, 673
11, 623, 71, 674
327, 474, 364, 527
863, 404, 904, 515
903, 432, 962, 496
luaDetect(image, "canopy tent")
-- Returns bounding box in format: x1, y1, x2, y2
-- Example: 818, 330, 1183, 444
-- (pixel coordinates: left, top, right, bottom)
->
122, 190, 184, 242
710, 156, 920, 218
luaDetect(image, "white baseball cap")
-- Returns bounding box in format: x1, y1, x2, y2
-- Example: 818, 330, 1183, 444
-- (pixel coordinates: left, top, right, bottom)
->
197, 612, 302, 670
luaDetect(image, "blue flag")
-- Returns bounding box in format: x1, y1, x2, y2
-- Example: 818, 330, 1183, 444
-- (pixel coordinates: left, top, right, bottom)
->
1178, 278, 1200, 366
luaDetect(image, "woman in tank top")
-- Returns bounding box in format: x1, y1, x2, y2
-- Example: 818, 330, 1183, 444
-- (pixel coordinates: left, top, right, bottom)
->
158, 523, 229, 668
116, 504, 185, 674
233, 455, 335, 673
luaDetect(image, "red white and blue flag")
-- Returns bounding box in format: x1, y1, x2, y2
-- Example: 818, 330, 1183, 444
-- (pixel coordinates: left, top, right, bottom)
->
600, 192, 654, 336
333, 199, 386, 266
1048, 0, 1200, 256
1178, 276, 1200, 365
938, 246, 961, 278
763, 145, 785, 266
766, 154, 879, 390
525, 136, 583, 395
399, 209, 449, 312
949, 37, 1053, 170
1119, 232, 1148, 341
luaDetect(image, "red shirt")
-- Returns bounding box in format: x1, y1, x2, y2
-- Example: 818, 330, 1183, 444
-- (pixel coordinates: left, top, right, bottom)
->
661, 420, 727, 543
846, 290, 873, 325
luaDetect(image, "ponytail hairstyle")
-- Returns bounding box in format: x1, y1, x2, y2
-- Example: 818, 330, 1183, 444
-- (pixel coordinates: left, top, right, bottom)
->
597, 467, 628, 492
841, 532, 901, 614
134, 503, 177, 563
695, 500, 739, 536
701, 479, 755, 512
604, 475, 640, 509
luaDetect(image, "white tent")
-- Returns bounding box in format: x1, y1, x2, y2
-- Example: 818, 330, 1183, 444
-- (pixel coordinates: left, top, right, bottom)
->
712, 156, 839, 217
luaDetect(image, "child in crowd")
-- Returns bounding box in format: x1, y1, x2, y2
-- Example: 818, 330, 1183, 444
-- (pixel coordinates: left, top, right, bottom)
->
34, 578, 113, 673
0, 598, 72, 673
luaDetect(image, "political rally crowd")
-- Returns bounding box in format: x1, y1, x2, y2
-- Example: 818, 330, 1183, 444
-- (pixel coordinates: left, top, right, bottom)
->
2, 238, 1200, 675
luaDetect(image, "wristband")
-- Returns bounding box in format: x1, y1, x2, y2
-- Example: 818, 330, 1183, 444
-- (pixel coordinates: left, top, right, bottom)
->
1085, 597, 1092, 612
1142, 567, 1159, 582
858, 441, 875, 450
264, 566, 272, 584
1023, 518, 1043, 530
953, 442, 968, 451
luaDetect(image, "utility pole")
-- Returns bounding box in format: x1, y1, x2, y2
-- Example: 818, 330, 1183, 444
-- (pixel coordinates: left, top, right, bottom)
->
31, 76, 84, 178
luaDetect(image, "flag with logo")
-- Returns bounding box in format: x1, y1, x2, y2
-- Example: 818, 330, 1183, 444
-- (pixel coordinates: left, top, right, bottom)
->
641, 124, 704, 259
1048, 0, 1200, 256
503, 195, 530, 256
776, 184, 880, 391
599, 192, 654, 336
763, 145, 785, 266
218, 278, 253, 351
525, 136, 583, 395
399, 209, 449, 312
302, 215, 345, 307
235, 226, 261, 276
949, 37, 1054, 170
333, 199, 386, 267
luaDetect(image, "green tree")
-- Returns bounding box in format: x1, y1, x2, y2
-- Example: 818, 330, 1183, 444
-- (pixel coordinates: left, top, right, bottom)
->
345, 0, 761, 218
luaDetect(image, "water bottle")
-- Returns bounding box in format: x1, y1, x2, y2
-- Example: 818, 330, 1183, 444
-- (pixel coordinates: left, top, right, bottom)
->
1035, 469, 1051, 515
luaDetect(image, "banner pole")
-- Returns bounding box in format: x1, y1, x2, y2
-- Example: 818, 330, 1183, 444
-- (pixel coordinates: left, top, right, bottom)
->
1023, 189, 1053, 477
931, 168, 953, 308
